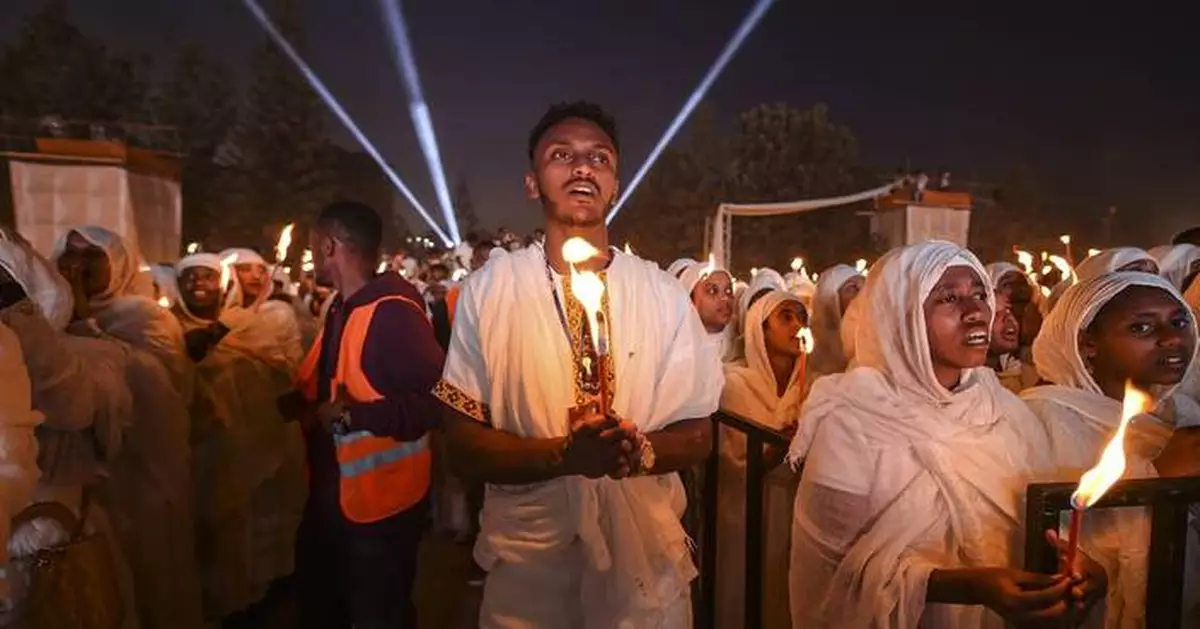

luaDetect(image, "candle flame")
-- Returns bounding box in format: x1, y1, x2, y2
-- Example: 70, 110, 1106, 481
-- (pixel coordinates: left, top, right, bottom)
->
623, 242, 633, 255
751, 267, 760, 277
219, 253, 238, 292
186, 242, 199, 254
376, 260, 388, 273
797, 326, 814, 354
1060, 234, 1072, 245
562, 238, 607, 356
1087, 248, 1101, 258
562, 237, 602, 264
855, 259, 869, 276
790, 257, 804, 272
157, 296, 170, 308
1014, 248, 1036, 275
275, 223, 295, 264
1071, 382, 1151, 509
1048, 254, 1075, 282
1040, 285, 1051, 298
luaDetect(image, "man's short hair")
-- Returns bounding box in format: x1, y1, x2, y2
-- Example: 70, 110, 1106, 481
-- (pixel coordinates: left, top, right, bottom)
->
316, 201, 383, 255
527, 101, 619, 161
1172, 226, 1200, 246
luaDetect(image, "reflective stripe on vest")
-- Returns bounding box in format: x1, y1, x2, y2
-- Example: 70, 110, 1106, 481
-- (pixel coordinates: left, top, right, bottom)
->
304, 291, 433, 523
338, 432, 429, 478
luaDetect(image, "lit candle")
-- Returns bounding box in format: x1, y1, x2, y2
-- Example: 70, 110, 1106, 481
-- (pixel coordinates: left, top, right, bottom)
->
1064, 382, 1151, 570
563, 237, 610, 415
275, 223, 295, 264
796, 326, 814, 386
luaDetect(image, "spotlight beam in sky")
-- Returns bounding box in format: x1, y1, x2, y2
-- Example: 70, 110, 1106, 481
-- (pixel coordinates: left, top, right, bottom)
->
240, 0, 453, 246
378, 0, 461, 244
607, 0, 778, 224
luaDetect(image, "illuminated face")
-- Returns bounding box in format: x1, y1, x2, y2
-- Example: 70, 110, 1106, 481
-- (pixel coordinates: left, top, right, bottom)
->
924, 266, 992, 389
989, 291, 1021, 356
309, 229, 335, 288
1084, 285, 1195, 391
179, 267, 222, 314
234, 262, 269, 303
763, 300, 808, 358
691, 271, 734, 333
524, 117, 619, 228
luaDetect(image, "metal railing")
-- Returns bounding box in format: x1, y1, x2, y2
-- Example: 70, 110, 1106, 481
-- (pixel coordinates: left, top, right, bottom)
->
1024, 476, 1200, 628
694, 411, 791, 629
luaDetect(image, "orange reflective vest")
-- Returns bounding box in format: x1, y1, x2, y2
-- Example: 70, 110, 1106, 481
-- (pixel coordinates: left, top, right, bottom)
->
296, 293, 432, 523
446, 284, 461, 328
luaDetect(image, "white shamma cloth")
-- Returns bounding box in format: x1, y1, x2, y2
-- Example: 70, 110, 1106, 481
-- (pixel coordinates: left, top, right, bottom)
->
785, 241, 1053, 629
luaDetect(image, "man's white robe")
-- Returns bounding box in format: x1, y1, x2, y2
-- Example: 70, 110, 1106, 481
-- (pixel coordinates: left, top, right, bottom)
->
435, 246, 723, 629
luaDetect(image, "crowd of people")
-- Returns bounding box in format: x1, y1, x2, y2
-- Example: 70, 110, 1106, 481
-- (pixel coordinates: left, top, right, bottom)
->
0, 98, 1197, 629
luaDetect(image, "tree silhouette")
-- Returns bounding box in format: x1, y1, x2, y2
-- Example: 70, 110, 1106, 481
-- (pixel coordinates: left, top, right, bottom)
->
453, 173, 480, 238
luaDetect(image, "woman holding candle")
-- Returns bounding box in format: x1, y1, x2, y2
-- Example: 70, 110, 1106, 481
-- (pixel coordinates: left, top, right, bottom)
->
786, 240, 1105, 628
716, 289, 808, 628
1023, 272, 1198, 628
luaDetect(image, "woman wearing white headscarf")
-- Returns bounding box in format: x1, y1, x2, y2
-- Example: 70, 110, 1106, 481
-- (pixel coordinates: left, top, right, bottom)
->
985, 263, 1040, 393
786, 241, 1104, 629
51, 226, 192, 401
806, 264, 863, 384
1024, 272, 1199, 628
731, 268, 789, 363
219, 248, 305, 368
174, 252, 306, 621
52, 227, 203, 629
678, 260, 737, 362
1149, 243, 1200, 293
0, 233, 140, 627
716, 289, 807, 629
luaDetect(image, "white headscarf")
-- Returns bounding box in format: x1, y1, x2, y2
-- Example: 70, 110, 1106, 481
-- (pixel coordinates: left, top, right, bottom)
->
51, 226, 152, 306
219, 248, 271, 311
1075, 247, 1156, 283
1149, 243, 1200, 292
677, 261, 731, 296
722, 290, 807, 428
665, 258, 696, 279
738, 268, 787, 324
174, 253, 223, 329
806, 264, 862, 383
0, 230, 74, 331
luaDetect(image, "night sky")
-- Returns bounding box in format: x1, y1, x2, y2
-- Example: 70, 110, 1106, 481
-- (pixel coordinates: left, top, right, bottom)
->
3, 1, 1198, 243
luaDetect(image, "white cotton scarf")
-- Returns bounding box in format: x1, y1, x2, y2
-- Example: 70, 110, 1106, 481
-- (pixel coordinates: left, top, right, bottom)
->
454, 245, 723, 628
1149, 244, 1200, 292
220, 248, 272, 312
52, 227, 193, 402
1075, 248, 1156, 283
1023, 272, 1198, 629
723, 290, 807, 428
806, 264, 861, 385
786, 241, 1053, 629
0, 231, 74, 332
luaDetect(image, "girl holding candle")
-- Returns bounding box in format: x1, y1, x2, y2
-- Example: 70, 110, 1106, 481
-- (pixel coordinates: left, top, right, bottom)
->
716, 290, 808, 628
786, 241, 1105, 628
1023, 272, 1199, 628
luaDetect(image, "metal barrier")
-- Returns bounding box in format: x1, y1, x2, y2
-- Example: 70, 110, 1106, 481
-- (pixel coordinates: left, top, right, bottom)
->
1024, 476, 1200, 628
695, 411, 791, 629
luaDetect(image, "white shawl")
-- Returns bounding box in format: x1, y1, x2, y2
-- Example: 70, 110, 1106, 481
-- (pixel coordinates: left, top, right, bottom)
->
220, 248, 271, 312
786, 241, 1053, 629
1075, 248, 1156, 283
1149, 244, 1200, 292
1023, 272, 1197, 629
441, 245, 723, 627
806, 264, 861, 384
724, 290, 808, 428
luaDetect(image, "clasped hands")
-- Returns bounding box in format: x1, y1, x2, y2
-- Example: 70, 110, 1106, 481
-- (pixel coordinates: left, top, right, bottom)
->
563, 403, 642, 479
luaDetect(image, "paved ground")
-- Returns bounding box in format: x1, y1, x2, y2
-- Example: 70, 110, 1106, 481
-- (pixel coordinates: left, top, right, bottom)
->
234, 531, 480, 629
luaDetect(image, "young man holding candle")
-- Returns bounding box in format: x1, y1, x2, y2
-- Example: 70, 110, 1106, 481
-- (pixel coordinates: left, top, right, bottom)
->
434, 101, 723, 628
